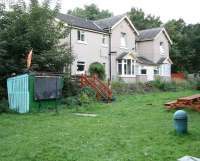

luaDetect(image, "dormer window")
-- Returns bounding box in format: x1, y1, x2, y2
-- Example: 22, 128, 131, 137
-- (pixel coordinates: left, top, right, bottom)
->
77, 30, 85, 42
160, 42, 164, 55
120, 32, 127, 47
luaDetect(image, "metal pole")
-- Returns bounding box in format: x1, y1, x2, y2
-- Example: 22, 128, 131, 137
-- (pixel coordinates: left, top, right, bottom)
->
108, 28, 112, 81
69, 26, 72, 76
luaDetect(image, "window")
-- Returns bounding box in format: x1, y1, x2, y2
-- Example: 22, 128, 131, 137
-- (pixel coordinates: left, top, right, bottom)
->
127, 59, 131, 75
160, 64, 171, 76
132, 60, 135, 75
117, 59, 135, 76
141, 69, 147, 75
120, 32, 127, 47
124, 59, 127, 75
118, 60, 122, 75
77, 30, 85, 42
154, 67, 159, 75
102, 35, 106, 45
77, 61, 85, 73
160, 42, 164, 54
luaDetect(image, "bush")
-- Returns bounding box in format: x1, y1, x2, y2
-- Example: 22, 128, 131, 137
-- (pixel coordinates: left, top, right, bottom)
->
61, 96, 80, 107
111, 79, 196, 95
89, 62, 106, 80
0, 99, 9, 113
79, 87, 96, 105
62, 75, 80, 97
61, 87, 96, 107
196, 81, 200, 90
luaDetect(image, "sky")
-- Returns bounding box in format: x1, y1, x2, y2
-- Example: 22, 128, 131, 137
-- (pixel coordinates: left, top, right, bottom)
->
57, 0, 200, 24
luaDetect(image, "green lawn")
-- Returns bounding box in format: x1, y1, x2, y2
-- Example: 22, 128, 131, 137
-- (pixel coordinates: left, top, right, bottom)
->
0, 90, 200, 161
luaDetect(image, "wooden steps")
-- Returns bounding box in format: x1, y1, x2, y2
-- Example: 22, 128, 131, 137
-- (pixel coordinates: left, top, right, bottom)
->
80, 74, 112, 102
165, 94, 200, 112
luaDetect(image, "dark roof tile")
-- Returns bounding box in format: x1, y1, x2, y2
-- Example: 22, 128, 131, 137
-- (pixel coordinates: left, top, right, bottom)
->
94, 14, 126, 30
137, 27, 162, 42
57, 13, 104, 32
137, 57, 156, 65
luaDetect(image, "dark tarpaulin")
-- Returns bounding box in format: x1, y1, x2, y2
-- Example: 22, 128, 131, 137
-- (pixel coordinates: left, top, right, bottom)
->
34, 76, 62, 100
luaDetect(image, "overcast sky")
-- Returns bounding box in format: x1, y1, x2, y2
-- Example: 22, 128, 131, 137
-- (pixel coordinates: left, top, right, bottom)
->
57, 0, 199, 24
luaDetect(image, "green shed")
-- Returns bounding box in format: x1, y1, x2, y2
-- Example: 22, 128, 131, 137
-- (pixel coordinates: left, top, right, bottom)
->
7, 72, 63, 113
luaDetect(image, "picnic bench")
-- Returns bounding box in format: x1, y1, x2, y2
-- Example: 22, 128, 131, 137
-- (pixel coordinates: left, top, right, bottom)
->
165, 94, 200, 112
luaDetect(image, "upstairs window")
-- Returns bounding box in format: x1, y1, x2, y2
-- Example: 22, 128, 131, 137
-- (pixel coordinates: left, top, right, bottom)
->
102, 35, 106, 45
77, 30, 85, 42
160, 42, 165, 55
120, 32, 127, 47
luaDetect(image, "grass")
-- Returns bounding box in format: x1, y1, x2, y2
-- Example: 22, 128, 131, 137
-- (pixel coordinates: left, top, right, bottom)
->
0, 90, 200, 161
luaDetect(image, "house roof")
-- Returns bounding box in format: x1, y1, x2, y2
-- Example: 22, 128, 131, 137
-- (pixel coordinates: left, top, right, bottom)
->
157, 57, 173, 64
57, 13, 139, 34
137, 27, 163, 42
137, 27, 173, 45
94, 14, 126, 30
157, 57, 166, 64
116, 52, 129, 59
116, 52, 156, 66
137, 57, 156, 65
57, 13, 104, 32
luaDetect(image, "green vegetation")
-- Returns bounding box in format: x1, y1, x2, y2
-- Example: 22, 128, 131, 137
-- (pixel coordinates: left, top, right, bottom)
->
112, 79, 197, 95
0, 0, 73, 100
67, 3, 113, 20
1, 90, 200, 161
89, 62, 106, 80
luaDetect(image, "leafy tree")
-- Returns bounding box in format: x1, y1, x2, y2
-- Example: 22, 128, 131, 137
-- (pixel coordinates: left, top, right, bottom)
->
0, 0, 73, 99
128, 7, 162, 30
67, 3, 113, 20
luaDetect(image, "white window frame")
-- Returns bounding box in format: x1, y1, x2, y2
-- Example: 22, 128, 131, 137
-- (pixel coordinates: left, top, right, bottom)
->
77, 30, 86, 43
117, 59, 136, 77
76, 61, 85, 75
102, 34, 107, 47
159, 64, 171, 76
160, 42, 165, 55
154, 66, 160, 75
120, 32, 127, 48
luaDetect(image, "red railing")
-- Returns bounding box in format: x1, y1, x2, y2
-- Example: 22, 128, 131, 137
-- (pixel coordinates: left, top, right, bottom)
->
80, 74, 112, 101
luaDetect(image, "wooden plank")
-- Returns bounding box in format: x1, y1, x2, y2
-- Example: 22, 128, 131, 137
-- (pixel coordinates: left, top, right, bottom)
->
165, 100, 177, 106
178, 94, 200, 101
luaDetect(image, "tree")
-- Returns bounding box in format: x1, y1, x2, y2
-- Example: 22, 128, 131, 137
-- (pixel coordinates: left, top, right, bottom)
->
128, 7, 162, 30
67, 3, 113, 20
0, 0, 73, 99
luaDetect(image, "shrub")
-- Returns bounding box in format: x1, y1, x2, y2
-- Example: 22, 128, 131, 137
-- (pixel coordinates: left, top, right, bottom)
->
61, 87, 96, 107
89, 62, 106, 80
196, 81, 200, 90
62, 75, 80, 97
111, 79, 196, 95
61, 96, 80, 107
79, 87, 96, 105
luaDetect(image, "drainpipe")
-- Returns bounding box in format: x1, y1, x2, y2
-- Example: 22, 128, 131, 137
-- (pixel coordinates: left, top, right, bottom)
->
108, 28, 112, 81
69, 25, 72, 76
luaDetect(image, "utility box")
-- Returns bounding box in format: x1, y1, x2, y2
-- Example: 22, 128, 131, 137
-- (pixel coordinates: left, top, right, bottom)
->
7, 72, 63, 113
174, 110, 188, 134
